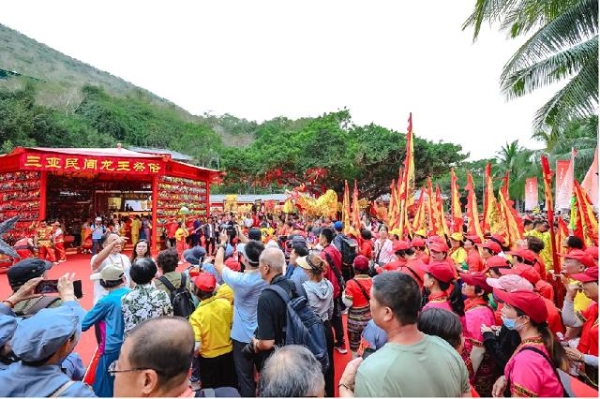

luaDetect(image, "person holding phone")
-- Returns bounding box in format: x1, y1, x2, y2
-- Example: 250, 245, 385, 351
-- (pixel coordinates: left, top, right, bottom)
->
6, 258, 61, 317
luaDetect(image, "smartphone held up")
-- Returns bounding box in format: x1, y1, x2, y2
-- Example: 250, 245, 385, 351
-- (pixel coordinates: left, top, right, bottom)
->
35, 279, 83, 299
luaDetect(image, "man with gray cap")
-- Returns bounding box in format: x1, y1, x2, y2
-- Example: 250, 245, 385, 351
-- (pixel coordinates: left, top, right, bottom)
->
7, 258, 60, 317
0, 274, 93, 397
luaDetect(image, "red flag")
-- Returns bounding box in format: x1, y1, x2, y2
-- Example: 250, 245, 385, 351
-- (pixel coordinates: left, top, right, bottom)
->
482, 163, 498, 234
412, 187, 427, 233
581, 146, 599, 206
351, 181, 361, 231
556, 216, 569, 256
541, 156, 560, 274
497, 172, 524, 247
435, 184, 450, 237
426, 178, 436, 236
387, 180, 397, 228
573, 180, 599, 247
465, 172, 484, 239
450, 168, 462, 233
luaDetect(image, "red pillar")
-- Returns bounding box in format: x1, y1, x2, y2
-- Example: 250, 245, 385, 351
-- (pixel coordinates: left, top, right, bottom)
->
39, 171, 48, 221
206, 178, 211, 219
151, 175, 159, 253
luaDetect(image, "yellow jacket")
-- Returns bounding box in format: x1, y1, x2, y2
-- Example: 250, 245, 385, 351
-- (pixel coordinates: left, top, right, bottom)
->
530, 230, 554, 271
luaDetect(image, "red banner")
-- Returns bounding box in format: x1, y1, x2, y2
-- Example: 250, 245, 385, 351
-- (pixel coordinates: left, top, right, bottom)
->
20, 153, 164, 175
555, 159, 571, 210
524, 177, 538, 211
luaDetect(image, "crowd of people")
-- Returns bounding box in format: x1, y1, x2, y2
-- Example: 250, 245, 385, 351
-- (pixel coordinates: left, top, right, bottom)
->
0, 209, 598, 397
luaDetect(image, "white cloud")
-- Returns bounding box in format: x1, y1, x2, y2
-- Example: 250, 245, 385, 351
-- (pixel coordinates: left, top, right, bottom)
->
1, 0, 559, 159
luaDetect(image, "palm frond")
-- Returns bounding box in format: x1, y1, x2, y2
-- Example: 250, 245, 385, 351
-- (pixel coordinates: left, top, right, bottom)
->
501, 36, 598, 98
500, 0, 584, 37
462, 0, 515, 40
533, 53, 599, 130
500, 0, 598, 75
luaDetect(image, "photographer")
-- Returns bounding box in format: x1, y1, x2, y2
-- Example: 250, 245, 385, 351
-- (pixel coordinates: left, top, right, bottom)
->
0, 273, 92, 397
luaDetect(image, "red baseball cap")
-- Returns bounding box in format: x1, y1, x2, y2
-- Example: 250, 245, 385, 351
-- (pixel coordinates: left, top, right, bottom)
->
500, 263, 541, 285
491, 234, 506, 246
411, 237, 426, 247
485, 256, 511, 269
353, 255, 370, 272
507, 249, 537, 264
393, 240, 411, 252
192, 272, 216, 292
585, 246, 599, 260
420, 261, 455, 284
429, 241, 449, 253
482, 241, 502, 254
493, 289, 548, 324
559, 249, 596, 269
460, 272, 492, 294
570, 267, 598, 284
465, 235, 482, 245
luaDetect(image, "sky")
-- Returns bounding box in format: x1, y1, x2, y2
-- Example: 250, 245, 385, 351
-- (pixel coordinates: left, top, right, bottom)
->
1, 0, 560, 160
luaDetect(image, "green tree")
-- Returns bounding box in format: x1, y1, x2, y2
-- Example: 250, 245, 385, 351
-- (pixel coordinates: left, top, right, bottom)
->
463, 0, 598, 133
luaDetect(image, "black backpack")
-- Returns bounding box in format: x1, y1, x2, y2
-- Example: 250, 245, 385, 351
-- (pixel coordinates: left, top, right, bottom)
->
338, 235, 358, 268
158, 274, 196, 318
266, 285, 330, 373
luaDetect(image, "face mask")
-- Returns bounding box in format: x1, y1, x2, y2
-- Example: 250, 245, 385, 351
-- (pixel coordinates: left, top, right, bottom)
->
501, 316, 516, 330
502, 316, 527, 331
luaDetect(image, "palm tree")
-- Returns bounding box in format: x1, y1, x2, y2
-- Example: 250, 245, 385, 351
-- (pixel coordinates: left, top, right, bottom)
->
463, 0, 599, 133
496, 140, 540, 206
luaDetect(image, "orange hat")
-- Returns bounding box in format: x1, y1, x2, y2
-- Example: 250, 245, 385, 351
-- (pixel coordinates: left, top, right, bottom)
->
429, 241, 449, 253
507, 248, 537, 264
500, 263, 541, 285
460, 272, 492, 294
482, 241, 502, 254
492, 289, 548, 324
570, 267, 598, 284
420, 261, 455, 284
411, 237, 426, 247
393, 240, 411, 252
192, 272, 216, 292
559, 249, 596, 269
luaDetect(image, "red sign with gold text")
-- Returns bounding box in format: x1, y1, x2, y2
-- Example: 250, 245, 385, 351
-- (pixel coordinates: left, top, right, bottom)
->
20, 153, 164, 175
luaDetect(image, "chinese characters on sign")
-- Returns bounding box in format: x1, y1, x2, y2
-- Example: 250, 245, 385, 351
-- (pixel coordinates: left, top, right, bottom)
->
20, 154, 164, 175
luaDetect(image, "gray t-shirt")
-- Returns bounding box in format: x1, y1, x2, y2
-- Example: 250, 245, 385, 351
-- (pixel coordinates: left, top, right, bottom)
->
355, 334, 470, 397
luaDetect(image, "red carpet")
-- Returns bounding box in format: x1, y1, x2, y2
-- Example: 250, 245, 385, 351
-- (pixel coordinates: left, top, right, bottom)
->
0, 253, 352, 396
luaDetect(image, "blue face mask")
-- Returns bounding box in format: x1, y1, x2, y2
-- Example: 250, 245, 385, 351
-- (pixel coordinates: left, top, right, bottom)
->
502, 316, 517, 330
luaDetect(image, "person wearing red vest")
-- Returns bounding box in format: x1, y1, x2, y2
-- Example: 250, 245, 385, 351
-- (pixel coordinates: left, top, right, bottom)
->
34, 220, 56, 263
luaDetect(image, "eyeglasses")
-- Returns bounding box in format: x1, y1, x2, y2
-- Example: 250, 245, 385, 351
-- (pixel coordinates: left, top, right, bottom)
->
108, 360, 164, 377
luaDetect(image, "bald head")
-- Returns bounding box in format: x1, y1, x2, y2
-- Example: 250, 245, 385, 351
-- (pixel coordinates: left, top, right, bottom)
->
260, 247, 286, 274
259, 345, 325, 397
127, 317, 194, 387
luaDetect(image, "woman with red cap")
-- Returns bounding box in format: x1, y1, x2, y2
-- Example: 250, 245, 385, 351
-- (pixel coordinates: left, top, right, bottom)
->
411, 237, 429, 264
491, 289, 568, 397
464, 236, 484, 273
482, 241, 502, 264
460, 272, 496, 396
377, 241, 409, 273
420, 262, 466, 333
561, 267, 598, 388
